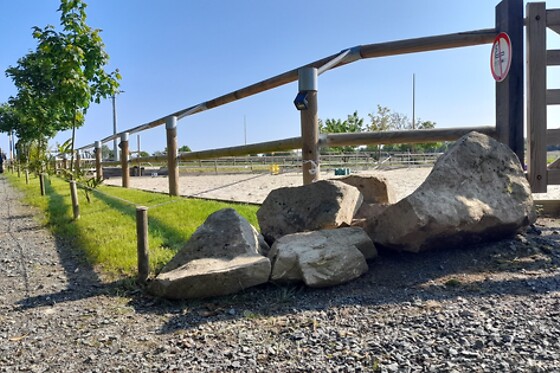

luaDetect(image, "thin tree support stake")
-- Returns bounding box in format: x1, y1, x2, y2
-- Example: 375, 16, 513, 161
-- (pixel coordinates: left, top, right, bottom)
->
95, 141, 103, 181
69, 180, 80, 220
39, 173, 46, 196
136, 206, 150, 283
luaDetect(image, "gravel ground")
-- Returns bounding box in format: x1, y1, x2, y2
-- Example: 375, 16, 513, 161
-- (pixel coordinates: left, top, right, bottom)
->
3, 173, 560, 372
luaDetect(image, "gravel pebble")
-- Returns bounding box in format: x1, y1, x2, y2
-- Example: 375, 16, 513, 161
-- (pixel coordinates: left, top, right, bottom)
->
2, 174, 560, 372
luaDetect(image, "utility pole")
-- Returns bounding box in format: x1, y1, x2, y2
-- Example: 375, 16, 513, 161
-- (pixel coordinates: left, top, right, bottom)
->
9, 130, 14, 161
112, 91, 124, 161
412, 73, 416, 130
244, 115, 247, 145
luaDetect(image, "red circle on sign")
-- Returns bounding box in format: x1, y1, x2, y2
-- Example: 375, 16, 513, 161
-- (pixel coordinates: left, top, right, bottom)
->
491, 32, 512, 82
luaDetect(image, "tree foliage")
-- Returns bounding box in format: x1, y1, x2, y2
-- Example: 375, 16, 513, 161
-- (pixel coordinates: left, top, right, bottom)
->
319, 111, 364, 154
319, 105, 444, 157
2, 0, 121, 172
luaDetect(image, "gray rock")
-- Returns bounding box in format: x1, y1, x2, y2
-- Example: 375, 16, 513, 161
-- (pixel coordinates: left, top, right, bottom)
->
257, 180, 363, 244
333, 174, 396, 204
369, 131, 536, 252
149, 208, 271, 299
268, 227, 376, 287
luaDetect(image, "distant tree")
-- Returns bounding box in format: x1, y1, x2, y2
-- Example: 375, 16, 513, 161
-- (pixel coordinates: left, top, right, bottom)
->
319, 110, 364, 154
0, 104, 18, 137
101, 144, 113, 160
367, 105, 392, 159
367, 106, 440, 156
178, 145, 191, 153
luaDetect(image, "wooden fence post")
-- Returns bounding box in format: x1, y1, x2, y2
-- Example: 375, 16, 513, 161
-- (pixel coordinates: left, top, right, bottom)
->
69, 180, 80, 220
95, 141, 103, 181
39, 173, 46, 196
120, 132, 130, 188
166, 116, 179, 196
526, 2, 547, 193
297, 67, 320, 185
25, 169, 29, 185
495, 0, 524, 165
136, 206, 150, 283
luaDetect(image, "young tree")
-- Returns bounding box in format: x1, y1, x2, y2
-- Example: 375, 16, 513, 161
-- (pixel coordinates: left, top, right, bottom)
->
319, 111, 364, 154
5, 0, 121, 174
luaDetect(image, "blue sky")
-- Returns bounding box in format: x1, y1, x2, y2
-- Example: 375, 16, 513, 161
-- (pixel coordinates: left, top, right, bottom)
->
1, 0, 559, 156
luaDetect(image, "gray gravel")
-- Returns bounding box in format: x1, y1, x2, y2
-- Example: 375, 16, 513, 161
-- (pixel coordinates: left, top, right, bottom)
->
2, 173, 560, 372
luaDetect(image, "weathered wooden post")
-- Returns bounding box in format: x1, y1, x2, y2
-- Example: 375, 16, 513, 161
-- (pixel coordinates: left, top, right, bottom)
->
17, 164, 20, 178
25, 169, 29, 185
69, 180, 80, 220
136, 206, 150, 283
120, 132, 130, 188
495, 0, 524, 164
166, 116, 179, 196
95, 141, 103, 181
526, 2, 547, 192
295, 67, 320, 185
39, 173, 46, 196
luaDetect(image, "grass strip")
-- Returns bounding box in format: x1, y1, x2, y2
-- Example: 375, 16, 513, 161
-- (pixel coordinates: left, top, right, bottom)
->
5, 172, 259, 279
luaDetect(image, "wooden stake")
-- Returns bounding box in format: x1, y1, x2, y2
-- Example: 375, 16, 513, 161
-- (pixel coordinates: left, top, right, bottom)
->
39, 173, 46, 196
95, 141, 103, 181
69, 181, 80, 220
136, 206, 150, 283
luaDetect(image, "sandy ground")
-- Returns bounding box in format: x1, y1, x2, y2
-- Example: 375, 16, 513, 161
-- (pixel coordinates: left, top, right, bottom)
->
103, 167, 560, 204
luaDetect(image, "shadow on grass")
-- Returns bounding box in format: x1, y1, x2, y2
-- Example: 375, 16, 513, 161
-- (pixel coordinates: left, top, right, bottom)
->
15, 179, 139, 310
16, 180, 194, 311
11, 177, 560, 336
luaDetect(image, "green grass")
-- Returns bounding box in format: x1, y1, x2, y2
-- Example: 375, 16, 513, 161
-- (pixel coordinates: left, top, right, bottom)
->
5, 172, 259, 279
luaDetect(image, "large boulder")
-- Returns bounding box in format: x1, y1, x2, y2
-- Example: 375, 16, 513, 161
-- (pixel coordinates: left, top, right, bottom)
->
149, 208, 271, 299
333, 174, 396, 204
257, 180, 363, 244
369, 132, 536, 253
269, 227, 377, 287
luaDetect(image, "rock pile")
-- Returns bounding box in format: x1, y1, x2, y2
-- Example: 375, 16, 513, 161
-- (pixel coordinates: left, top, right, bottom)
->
369, 131, 536, 252
150, 132, 536, 299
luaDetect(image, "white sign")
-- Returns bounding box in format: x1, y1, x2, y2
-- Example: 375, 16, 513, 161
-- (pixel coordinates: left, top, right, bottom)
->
491, 32, 512, 82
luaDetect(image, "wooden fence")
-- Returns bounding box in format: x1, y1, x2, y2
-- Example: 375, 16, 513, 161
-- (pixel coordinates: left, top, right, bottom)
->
526, 3, 560, 193
72, 0, 525, 196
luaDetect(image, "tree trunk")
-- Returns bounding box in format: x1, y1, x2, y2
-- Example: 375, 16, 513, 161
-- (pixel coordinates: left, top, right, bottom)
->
69, 109, 77, 177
